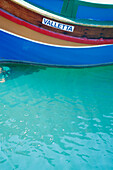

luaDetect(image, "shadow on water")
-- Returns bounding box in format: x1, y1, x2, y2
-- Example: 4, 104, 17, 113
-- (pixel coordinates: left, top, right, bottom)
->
0, 63, 46, 81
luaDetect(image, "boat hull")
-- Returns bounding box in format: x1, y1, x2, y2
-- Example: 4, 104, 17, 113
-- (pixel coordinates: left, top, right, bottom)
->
1, 0, 113, 41
0, 0, 113, 67
0, 30, 113, 67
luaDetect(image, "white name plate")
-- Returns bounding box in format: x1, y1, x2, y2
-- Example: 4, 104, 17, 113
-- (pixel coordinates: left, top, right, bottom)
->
42, 18, 74, 32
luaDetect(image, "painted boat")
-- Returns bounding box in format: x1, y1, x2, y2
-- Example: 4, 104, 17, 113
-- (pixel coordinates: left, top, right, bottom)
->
0, 0, 113, 67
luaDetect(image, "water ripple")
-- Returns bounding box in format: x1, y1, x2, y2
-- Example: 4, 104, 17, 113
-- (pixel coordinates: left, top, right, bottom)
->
0, 64, 113, 169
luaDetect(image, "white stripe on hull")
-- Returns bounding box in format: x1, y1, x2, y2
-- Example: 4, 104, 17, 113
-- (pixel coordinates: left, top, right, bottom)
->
80, 0, 113, 5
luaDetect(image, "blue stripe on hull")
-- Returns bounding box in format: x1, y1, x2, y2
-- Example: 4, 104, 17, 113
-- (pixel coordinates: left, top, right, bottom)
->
0, 30, 113, 67
76, 5, 113, 21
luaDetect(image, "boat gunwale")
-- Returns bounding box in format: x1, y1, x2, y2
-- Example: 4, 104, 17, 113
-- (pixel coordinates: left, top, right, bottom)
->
11, 0, 113, 28
1, 9, 113, 45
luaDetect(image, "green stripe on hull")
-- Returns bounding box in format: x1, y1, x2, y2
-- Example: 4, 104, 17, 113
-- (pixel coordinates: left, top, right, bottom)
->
78, 0, 113, 9
61, 0, 79, 19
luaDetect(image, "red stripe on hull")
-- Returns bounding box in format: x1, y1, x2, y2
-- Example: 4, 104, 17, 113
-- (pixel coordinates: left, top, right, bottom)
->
0, 9, 113, 45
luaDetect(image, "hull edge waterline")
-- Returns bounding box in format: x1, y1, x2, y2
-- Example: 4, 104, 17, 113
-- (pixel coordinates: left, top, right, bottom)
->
0, 29, 113, 68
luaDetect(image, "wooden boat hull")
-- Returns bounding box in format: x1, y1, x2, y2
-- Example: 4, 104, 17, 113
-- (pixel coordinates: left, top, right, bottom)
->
0, 29, 113, 67
1, 0, 113, 41
0, 0, 113, 67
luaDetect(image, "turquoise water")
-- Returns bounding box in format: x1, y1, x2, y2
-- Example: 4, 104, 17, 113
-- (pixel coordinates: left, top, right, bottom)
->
0, 64, 113, 170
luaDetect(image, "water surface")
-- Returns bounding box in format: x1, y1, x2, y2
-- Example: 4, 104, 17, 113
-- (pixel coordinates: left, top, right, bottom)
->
0, 64, 113, 170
